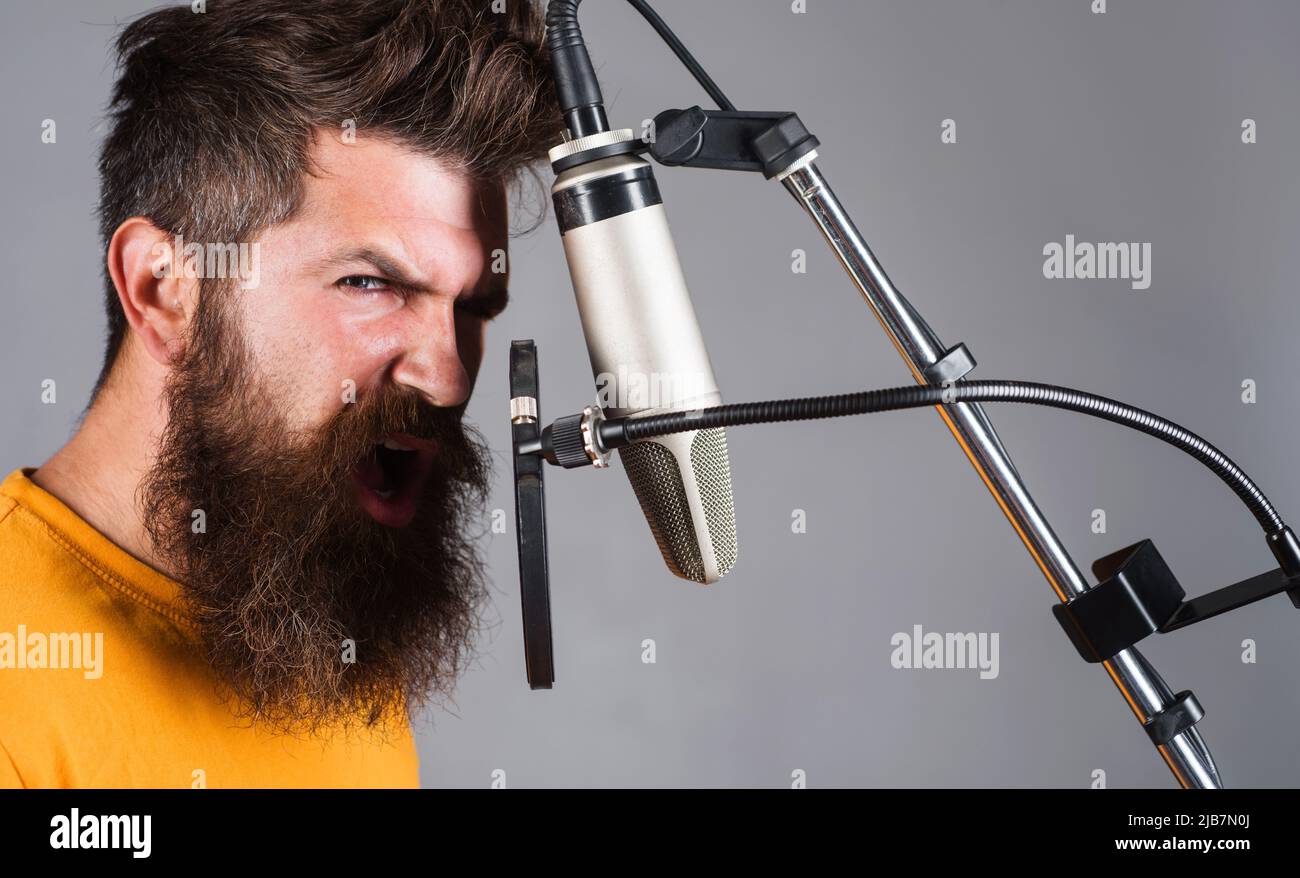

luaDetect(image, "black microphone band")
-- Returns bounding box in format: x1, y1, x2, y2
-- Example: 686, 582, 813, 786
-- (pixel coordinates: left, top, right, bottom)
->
553, 164, 662, 235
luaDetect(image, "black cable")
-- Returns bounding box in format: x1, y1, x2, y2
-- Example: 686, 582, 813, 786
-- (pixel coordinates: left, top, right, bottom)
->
605, 379, 1285, 535
545, 0, 737, 141
624, 0, 737, 111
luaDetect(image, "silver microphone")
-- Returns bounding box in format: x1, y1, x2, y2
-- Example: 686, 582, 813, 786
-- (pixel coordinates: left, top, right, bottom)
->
549, 129, 737, 584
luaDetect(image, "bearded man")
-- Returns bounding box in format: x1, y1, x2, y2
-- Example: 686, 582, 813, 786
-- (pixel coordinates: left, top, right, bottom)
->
0, 0, 561, 787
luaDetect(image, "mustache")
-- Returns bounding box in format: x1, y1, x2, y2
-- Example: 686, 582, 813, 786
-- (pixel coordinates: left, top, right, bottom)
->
308, 385, 495, 513
317, 387, 473, 471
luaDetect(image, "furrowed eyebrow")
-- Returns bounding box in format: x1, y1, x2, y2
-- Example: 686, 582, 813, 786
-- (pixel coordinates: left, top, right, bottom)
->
311, 245, 509, 310
310, 247, 430, 292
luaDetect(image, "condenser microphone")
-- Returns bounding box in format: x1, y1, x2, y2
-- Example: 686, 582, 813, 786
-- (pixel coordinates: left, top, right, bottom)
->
541, 0, 737, 583
547, 130, 738, 584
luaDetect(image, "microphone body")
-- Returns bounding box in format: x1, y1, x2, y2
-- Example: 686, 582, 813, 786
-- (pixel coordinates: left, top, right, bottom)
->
550, 139, 738, 584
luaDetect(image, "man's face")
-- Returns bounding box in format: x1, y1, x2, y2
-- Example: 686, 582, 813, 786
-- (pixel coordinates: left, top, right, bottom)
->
242, 132, 509, 484
141, 132, 509, 732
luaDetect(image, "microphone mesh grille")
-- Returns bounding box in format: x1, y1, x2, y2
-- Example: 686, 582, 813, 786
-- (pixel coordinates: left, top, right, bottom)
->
619, 441, 704, 582
690, 428, 738, 576
618, 428, 737, 583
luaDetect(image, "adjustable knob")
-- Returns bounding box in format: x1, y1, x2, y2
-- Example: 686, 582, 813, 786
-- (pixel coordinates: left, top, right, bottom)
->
540, 405, 611, 469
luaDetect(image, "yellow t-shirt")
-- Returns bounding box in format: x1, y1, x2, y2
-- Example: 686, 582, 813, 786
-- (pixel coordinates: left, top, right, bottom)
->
0, 467, 419, 788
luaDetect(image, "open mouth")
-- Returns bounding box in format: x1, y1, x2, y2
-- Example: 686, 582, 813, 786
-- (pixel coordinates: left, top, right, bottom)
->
351, 433, 437, 528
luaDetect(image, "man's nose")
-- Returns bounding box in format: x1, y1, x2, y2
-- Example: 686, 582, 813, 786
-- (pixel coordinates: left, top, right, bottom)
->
388, 298, 472, 408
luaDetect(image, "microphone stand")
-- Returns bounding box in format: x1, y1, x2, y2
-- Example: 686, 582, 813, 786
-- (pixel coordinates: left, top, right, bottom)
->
777, 157, 1223, 789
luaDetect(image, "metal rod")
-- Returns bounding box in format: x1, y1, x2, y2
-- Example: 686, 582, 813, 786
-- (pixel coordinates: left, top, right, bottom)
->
780, 159, 1221, 789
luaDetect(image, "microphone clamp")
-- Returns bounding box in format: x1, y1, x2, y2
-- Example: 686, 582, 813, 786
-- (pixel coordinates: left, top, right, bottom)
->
536, 404, 613, 469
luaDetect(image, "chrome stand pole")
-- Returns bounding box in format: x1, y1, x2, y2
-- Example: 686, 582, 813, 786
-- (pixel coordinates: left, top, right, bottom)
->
779, 158, 1222, 789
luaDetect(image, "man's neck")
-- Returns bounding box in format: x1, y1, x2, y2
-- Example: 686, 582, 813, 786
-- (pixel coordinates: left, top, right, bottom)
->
31, 360, 175, 580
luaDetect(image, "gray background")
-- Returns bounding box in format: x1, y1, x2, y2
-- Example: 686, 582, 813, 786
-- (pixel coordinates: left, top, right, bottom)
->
2, 0, 1298, 788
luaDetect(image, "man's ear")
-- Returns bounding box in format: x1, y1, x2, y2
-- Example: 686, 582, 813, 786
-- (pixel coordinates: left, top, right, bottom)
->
106, 217, 197, 366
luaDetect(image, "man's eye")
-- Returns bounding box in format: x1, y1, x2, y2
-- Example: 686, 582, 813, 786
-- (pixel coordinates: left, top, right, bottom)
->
337, 275, 391, 292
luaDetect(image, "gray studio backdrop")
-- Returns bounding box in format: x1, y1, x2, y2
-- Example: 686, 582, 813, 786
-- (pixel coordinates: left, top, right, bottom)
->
2, 0, 1298, 788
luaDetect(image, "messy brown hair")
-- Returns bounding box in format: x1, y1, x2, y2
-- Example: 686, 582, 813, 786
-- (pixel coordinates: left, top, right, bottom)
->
94, 0, 563, 396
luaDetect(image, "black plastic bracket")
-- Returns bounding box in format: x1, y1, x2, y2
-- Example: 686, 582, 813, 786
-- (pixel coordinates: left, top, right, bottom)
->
1053, 537, 1300, 665
1142, 690, 1205, 746
1053, 540, 1185, 664
648, 106, 820, 178
922, 343, 977, 386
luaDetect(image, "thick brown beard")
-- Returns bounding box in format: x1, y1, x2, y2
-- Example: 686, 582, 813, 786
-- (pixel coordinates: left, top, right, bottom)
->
140, 291, 493, 738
